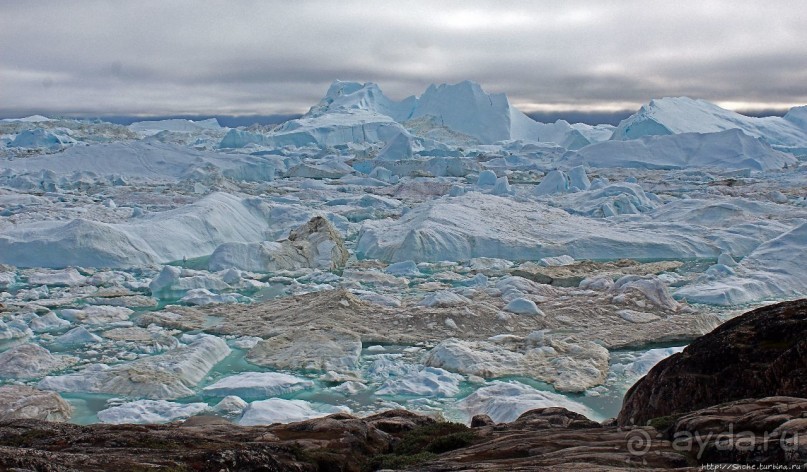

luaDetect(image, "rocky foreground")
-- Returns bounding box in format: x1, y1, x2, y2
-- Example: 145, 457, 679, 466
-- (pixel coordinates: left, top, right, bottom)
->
0, 299, 805, 471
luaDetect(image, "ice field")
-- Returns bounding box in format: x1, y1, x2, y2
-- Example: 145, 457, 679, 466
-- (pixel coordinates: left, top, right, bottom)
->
1, 81, 805, 425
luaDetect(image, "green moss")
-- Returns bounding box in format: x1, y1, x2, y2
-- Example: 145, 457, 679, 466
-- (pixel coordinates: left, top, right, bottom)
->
124, 435, 178, 450
394, 422, 473, 456
0, 429, 53, 447
366, 421, 477, 470
759, 339, 794, 350
297, 449, 347, 470
370, 452, 438, 470
648, 414, 681, 432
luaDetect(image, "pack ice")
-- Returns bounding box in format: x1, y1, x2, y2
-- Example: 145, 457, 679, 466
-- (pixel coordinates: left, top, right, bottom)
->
0, 80, 805, 426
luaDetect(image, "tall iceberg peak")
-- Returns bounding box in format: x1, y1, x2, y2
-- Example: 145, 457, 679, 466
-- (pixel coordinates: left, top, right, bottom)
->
306, 80, 416, 121
407, 80, 516, 144
299, 80, 601, 147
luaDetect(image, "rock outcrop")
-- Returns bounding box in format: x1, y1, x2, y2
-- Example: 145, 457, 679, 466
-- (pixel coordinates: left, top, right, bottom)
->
671, 396, 807, 465
0, 410, 432, 472
2, 400, 807, 470
619, 298, 807, 426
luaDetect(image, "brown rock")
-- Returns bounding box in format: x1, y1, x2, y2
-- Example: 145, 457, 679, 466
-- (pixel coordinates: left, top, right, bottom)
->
11, 403, 807, 470
672, 397, 807, 465
416, 408, 689, 471
470, 414, 494, 428
619, 298, 807, 426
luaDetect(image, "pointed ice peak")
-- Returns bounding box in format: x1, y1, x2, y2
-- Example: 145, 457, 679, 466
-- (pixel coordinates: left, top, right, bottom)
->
324, 80, 368, 98
409, 81, 515, 143
306, 81, 414, 120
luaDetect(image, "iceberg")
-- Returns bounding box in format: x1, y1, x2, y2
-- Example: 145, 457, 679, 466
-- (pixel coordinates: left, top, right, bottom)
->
0, 192, 275, 268
269, 80, 597, 148
375, 366, 462, 397
208, 216, 349, 273
38, 334, 231, 399
97, 399, 209, 424
357, 192, 722, 263
238, 398, 349, 425
0, 343, 77, 379
563, 129, 796, 171
455, 381, 599, 424
202, 372, 314, 399
612, 97, 807, 147
676, 223, 807, 305
9, 128, 76, 150
0, 385, 72, 422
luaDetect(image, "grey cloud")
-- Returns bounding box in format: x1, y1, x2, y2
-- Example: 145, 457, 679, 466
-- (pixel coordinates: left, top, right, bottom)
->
1, 0, 806, 116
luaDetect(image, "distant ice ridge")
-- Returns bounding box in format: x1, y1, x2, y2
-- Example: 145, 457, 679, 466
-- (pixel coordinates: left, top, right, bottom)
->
1, 115, 53, 123
612, 97, 807, 148
128, 118, 222, 136
1, 141, 278, 184
675, 222, 807, 305
217, 82, 807, 155
562, 129, 796, 171
221, 110, 415, 150
785, 106, 807, 129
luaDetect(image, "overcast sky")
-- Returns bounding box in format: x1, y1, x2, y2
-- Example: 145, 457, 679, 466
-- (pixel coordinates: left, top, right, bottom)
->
2, 0, 806, 118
